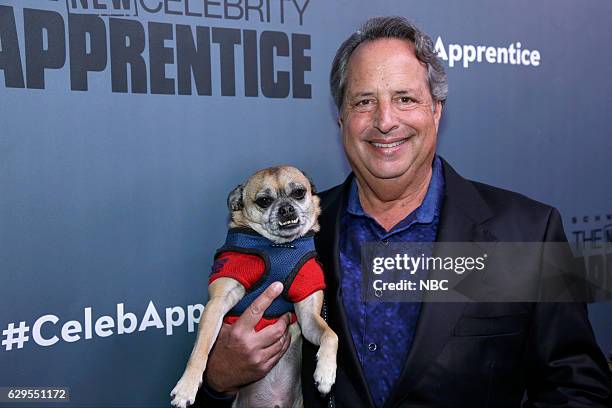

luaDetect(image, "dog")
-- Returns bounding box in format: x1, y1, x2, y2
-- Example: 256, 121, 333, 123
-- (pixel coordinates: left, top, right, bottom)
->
171, 166, 338, 408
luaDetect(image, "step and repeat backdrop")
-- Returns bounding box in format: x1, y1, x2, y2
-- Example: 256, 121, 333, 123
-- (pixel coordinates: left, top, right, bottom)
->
1, 0, 611, 406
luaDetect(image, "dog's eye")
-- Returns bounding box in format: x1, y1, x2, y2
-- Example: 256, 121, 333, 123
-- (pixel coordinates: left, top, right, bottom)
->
255, 196, 273, 209
291, 188, 306, 200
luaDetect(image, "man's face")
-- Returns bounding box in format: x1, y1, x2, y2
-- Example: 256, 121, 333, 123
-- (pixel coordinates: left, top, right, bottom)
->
339, 38, 442, 185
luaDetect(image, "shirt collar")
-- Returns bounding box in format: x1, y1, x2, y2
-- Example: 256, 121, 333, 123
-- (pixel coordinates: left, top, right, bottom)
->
346, 155, 445, 231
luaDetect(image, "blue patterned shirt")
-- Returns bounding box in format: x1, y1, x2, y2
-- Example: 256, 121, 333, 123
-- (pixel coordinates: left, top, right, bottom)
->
339, 155, 445, 408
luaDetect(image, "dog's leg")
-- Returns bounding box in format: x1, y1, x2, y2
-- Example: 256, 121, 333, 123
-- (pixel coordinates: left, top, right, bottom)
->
294, 290, 338, 395
171, 277, 245, 408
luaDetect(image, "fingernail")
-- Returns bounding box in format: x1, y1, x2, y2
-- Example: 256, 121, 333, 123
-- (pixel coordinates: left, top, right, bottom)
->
271, 282, 283, 294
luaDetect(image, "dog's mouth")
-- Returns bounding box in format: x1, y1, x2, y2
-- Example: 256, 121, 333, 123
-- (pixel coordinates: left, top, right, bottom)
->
278, 217, 300, 230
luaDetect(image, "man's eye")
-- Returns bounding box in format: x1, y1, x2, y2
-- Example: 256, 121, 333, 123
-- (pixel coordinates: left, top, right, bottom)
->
399, 96, 414, 103
356, 99, 371, 106
291, 188, 306, 200
255, 197, 273, 208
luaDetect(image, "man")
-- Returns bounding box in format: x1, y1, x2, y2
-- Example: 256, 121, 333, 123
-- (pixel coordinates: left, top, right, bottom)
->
196, 16, 611, 407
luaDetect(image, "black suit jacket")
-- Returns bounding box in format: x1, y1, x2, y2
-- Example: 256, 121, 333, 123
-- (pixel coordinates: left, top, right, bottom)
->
302, 158, 611, 408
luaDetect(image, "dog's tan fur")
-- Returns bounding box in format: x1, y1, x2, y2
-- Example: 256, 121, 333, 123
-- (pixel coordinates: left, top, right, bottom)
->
171, 166, 337, 408
230, 166, 321, 242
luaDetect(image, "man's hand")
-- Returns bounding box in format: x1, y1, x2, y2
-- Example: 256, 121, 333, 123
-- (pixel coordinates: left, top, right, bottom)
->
204, 281, 293, 394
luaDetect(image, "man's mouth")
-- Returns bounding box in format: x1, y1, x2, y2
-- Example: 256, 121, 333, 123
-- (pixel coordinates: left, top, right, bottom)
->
278, 217, 300, 229
369, 138, 409, 148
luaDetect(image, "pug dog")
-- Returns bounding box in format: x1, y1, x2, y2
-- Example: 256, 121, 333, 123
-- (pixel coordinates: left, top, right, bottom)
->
171, 166, 338, 408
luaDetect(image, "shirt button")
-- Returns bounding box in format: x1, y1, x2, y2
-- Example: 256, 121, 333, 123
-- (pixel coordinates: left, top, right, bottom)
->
374, 289, 383, 298
381, 239, 389, 246
368, 342, 377, 352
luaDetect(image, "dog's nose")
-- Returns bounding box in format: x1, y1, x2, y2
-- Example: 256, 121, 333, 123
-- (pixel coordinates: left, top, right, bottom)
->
278, 204, 295, 217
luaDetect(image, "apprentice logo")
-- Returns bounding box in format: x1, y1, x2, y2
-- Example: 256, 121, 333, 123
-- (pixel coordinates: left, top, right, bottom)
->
0, 1, 312, 98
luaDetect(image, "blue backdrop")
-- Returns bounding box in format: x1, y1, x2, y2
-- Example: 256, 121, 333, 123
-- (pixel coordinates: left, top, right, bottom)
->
1, 0, 610, 406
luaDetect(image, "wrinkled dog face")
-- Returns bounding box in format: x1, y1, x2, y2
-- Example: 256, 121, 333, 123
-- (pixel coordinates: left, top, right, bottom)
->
227, 166, 320, 243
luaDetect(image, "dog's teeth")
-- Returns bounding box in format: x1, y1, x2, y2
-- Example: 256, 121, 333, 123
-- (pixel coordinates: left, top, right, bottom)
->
279, 218, 299, 227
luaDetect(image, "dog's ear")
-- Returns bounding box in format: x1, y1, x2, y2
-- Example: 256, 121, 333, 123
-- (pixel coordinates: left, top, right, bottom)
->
301, 170, 317, 195
227, 184, 244, 212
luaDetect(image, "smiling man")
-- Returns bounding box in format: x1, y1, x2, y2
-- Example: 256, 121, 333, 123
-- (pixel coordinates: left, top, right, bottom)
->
195, 16, 610, 408
299, 16, 611, 408
338, 35, 442, 231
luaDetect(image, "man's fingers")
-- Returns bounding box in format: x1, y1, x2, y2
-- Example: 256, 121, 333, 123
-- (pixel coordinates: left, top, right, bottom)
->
261, 328, 292, 366
262, 331, 287, 357
258, 312, 291, 348
234, 282, 283, 330
262, 332, 291, 370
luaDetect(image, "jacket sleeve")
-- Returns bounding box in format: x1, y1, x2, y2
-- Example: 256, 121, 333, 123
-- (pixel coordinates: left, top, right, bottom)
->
523, 208, 611, 407
192, 376, 236, 407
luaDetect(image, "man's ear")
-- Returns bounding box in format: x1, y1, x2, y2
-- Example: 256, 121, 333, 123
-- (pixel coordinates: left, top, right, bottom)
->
433, 101, 443, 132
301, 171, 317, 195
227, 184, 244, 212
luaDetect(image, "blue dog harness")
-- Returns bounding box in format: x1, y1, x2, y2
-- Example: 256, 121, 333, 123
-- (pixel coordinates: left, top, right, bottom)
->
215, 228, 318, 318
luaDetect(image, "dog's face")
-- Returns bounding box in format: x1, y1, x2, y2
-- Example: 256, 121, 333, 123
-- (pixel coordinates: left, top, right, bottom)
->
227, 166, 320, 243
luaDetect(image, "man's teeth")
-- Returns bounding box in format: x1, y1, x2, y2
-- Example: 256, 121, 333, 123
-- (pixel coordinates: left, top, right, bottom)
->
278, 218, 299, 226
370, 139, 407, 148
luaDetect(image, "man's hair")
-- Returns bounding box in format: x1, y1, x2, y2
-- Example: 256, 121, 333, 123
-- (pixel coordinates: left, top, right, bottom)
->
330, 16, 448, 111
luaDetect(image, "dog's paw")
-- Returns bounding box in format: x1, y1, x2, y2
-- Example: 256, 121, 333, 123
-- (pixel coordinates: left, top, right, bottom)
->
170, 375, 202, 408
313, 354, 336, 395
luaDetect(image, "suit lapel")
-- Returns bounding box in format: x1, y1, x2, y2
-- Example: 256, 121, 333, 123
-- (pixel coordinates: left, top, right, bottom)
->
383, 158, 497, 408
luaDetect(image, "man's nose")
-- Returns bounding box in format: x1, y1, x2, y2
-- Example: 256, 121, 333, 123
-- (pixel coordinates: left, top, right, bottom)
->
373, 99, 399, 134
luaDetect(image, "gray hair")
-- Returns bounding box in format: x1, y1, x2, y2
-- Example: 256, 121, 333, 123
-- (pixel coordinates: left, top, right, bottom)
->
330, 16, 448, 111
